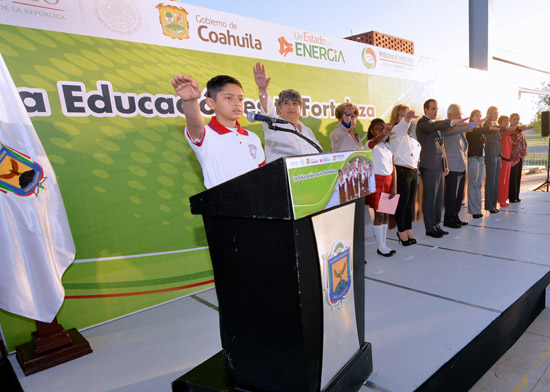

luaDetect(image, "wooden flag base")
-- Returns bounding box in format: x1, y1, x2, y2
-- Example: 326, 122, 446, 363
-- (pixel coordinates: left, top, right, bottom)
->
15, 318, 92, 376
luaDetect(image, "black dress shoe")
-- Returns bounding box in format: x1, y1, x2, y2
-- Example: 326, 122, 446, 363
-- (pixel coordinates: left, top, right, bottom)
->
455, 218, 468, 226
409, 238, 417, 244
426, 230, 443, 238
472, 214, 483, 219
443, 221, 461, 229
377, 249, 393, 257
435, 225, 449, 235
489, 209, 499, 213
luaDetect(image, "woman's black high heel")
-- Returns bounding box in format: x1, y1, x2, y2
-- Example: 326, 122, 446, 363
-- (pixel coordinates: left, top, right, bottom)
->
397, 232, 413, 246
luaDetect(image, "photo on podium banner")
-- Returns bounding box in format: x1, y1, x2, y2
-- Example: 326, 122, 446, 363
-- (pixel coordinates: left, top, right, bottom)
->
286, 151, 374, 219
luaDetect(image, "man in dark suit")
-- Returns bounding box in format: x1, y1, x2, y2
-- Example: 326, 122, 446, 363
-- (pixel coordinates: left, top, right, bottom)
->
417, 99, 467, 238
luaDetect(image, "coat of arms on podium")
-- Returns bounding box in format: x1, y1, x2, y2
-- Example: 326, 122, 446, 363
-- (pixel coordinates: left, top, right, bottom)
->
0, 144, 45, 196
324, 240, 352, 309
155, 4, 190, 40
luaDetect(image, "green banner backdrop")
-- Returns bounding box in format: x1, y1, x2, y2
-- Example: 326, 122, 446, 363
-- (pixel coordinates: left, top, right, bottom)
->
0, 23, 425, 350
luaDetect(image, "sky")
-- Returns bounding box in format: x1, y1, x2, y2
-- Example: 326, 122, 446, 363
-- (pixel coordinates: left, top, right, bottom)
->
178, 0, 550, 120
180, 0, 550, 72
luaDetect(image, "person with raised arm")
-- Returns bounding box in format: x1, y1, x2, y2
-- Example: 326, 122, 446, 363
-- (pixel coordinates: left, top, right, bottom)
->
365, 119, 397, 257
442, 104, 483, 228
330, 102, 364, 152
466, 109, 497, 218
389, 104, 420, 245
252, 62, 322, 162
508, 113, 530, 203
497, 115, 533, 207
416, 99, 468, 238
172, 74, 265, 189
483, 107, 522, 212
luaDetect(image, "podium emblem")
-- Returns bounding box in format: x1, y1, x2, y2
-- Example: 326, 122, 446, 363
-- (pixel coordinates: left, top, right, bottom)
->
325, 241, 352, 308
0, 145, 45, 196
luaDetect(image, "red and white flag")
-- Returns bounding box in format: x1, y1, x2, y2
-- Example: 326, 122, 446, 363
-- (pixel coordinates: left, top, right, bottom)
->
0, 54, 75, 323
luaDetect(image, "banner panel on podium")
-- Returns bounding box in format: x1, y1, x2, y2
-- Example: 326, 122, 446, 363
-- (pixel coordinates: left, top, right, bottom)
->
286, 150, 373, 219
311, 203, 359, 389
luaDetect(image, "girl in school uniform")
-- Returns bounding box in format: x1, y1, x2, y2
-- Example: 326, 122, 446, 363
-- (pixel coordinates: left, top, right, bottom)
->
365, 119, 397, 257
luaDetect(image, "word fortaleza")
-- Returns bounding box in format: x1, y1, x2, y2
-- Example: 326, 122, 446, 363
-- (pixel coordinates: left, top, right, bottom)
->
18, 81, 376, 120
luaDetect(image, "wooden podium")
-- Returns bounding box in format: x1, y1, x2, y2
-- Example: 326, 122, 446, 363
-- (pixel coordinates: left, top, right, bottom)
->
172, 154, 373, 392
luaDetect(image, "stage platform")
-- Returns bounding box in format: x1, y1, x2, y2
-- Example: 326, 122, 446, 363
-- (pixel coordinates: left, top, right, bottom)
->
363, 190, 550, 391
7, 190, 550, 392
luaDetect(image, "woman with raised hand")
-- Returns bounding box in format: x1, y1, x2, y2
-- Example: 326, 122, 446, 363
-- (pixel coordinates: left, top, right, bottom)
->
508, 113, 529, 203
498, 114, 533, 207
252, 62, 322, 162
389, 104, 420, 246
483, 106, 505, 213
466, 109, 487, 218
330, 102, 364, 152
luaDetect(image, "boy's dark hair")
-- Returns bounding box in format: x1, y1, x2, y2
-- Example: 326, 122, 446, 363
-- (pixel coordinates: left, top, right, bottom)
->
206, 75, 243, 99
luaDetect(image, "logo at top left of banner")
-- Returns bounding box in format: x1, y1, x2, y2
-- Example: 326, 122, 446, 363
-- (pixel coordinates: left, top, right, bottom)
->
155, 3, 190, 40
94, 0, 142, 36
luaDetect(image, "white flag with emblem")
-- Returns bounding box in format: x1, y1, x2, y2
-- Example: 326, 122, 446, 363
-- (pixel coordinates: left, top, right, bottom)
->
0, 53, 75, 323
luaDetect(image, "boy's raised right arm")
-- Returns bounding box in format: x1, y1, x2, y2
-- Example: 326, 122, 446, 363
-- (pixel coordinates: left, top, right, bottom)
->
172, 75, 204, 140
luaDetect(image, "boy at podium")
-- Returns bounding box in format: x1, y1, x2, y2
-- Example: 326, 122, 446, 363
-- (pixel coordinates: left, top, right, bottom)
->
172, 74, 266, 189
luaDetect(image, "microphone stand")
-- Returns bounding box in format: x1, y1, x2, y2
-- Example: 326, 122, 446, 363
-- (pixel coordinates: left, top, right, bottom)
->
267, 122, 323, 153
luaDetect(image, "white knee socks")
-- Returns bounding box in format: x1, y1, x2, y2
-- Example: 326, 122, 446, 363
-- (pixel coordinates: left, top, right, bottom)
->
382, 224, 393, 253
373, 225, 391, 254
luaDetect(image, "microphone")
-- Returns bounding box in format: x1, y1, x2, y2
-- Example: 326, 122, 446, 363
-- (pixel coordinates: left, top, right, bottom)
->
247, 111, 289, 124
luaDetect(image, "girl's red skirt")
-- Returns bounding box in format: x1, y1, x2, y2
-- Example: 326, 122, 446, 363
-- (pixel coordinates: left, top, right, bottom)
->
365, 174, 392, 211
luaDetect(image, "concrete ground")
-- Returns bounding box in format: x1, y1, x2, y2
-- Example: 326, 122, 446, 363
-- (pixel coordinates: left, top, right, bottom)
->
469, 309, 550, 392
521, 169, 548, 192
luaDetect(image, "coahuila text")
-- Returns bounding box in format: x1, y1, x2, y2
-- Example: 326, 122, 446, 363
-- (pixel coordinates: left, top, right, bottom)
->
197, 25, 262, 50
